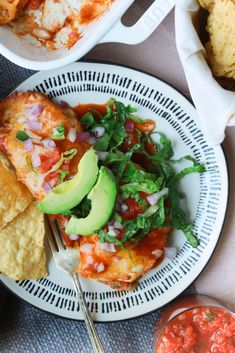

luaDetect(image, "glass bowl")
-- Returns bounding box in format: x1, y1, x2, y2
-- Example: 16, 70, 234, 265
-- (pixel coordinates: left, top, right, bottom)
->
154, 295, 235, 353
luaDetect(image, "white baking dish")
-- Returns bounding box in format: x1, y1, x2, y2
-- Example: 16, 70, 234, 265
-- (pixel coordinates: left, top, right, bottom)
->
0, 0, 175, 71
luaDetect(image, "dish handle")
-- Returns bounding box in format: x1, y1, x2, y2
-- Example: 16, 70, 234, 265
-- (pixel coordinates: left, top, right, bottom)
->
99, 0, 175, 45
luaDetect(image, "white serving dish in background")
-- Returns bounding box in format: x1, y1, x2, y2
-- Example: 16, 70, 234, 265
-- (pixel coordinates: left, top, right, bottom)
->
0, 0, 175, 71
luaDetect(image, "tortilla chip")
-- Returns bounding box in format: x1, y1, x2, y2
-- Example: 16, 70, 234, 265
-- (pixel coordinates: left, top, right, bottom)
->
198, 0, 215, 11
206, 42, 235, 80
0, 152, 33, 230
0, 202, 47, 280
204, 0, 235, 79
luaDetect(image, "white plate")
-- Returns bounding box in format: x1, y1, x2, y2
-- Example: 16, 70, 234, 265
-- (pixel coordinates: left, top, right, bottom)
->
0, 62, 228, 322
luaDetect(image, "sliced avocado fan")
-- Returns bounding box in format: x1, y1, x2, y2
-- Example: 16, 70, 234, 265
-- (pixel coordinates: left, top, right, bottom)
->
38, 149, 99, 214
66, 166, 117, 236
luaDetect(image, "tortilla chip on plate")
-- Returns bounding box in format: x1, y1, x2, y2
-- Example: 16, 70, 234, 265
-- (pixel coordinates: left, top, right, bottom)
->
0, 202, 47, 280
0, 152, 33, 230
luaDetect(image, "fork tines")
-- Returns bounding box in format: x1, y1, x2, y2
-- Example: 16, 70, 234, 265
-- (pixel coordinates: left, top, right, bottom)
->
45, 216, 65, 252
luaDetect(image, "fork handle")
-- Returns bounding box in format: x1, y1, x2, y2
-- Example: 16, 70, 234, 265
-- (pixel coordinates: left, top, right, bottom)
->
71, 273, 105, 353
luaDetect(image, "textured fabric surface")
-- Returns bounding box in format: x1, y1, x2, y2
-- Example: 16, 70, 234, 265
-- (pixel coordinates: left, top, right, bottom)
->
0, 54, 195, 353
0, 287, 194, 353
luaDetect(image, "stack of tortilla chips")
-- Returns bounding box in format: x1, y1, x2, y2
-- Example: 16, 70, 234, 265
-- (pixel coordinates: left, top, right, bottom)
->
199, 0, 235, 80
0, 152, 47, 280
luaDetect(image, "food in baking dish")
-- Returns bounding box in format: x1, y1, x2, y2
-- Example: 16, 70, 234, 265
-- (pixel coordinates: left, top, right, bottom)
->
0, 0, 115, 49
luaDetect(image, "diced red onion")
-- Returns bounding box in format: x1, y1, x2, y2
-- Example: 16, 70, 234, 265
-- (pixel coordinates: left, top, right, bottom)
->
96, 151, 108, 161
77, 132, 90, 142
67, 128, 76, 143
98, 242, 116, 253
125, 120, 135, 132
108, 226, 119, 237
18, 117, 26, 124
31, 151, 41, 168
63, 220, 68, 228
42, 138, 56, 149
42, 182, 52, 194
113, 221, 123, 230
146, 187, 169, 206
108, 219, 115, 226
88, 136, 97, 145
60, 100, 69, 108
27, 120, 43, 131
24, 139, 33, 151
164, 247, 177, 259
68, 233, 79, 241
152, 249, 164, 259
120, 203, 128, 212
85, 256, 94, 266
25, 129, 41, 139
48, 178, 57, 187
27, 104, 44, 119
79, 243, 94, 254
96, 263, 105, 273
92, 127, 105, 138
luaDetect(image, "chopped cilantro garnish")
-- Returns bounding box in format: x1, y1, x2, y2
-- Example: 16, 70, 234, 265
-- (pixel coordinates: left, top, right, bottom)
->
51, 124, 65, 140
16, 130, 29, 141
68, 98, 205, 248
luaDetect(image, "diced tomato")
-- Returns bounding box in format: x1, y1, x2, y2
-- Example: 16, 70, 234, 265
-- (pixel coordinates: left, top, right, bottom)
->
139, 192, 149, 202
39, 148, 61, 174
43, 171, 60, 186
145, 142, 156, 155
119, 197, 143, 220
134, 119, 156, 133
120, 130, 139, 152
156, 307, 235, 353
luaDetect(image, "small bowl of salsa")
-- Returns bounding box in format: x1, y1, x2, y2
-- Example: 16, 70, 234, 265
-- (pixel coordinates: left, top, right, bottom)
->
155, 295, 235, 353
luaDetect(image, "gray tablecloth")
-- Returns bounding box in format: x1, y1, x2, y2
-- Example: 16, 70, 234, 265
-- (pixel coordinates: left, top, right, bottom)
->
0, 55, 195, 353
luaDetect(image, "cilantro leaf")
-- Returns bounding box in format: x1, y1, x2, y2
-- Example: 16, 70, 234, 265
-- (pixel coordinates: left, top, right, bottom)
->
16, 130, 29, 141
81, 112, 95, 129
51, 124, 65, 140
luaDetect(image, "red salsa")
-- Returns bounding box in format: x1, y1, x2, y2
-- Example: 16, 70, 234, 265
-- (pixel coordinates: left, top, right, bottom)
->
156, 307, 235, 353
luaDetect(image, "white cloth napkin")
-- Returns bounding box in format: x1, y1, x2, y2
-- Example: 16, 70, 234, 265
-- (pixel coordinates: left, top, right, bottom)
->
175, 0, 235, 145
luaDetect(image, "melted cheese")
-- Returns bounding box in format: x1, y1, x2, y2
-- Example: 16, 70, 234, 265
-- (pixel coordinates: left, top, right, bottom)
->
78, 228, 170, 290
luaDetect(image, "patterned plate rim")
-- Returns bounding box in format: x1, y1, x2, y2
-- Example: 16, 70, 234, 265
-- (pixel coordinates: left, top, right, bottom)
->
0, 61, 229, 322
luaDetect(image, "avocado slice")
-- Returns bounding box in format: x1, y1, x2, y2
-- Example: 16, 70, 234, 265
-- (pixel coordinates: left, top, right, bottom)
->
38, 149, 98, 214
66, 166, 117, 236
